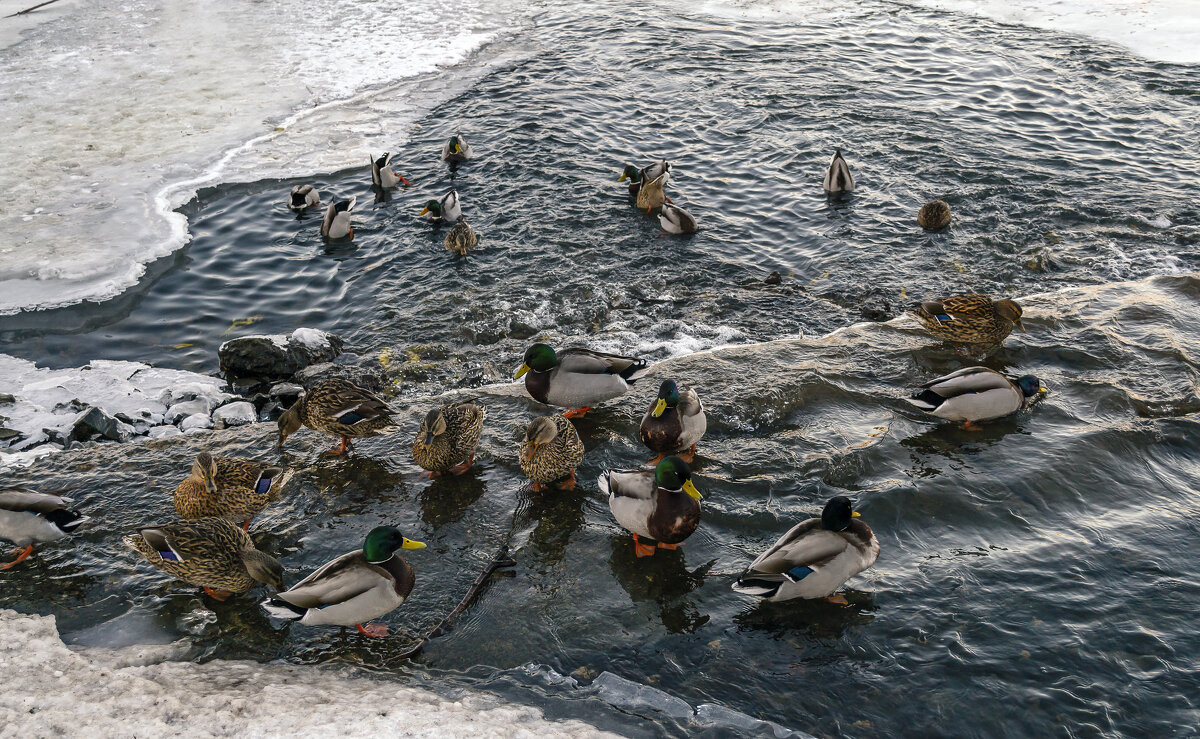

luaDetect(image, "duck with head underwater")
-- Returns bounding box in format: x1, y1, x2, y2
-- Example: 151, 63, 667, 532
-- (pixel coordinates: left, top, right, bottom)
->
733, 496, 879, 605
515, 342, 652, 418
277, 378, 399, 456
418, 189, 461, 224
320, 196, 356, 240
600, 456, 702, 558
0, 488, 88, 571
639, 379, 706, 465
822, 149, 855, 194
262, 526, 425, 637
907, 366, 1046, 428
370, 152, 410, 189
618, 160, 670, 198
287, 184, 320, 212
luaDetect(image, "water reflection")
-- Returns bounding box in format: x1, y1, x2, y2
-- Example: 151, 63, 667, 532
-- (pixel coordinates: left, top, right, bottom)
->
733, 588, 875, 641
518, 484, 588, 566
419, 473, 487, 529
607, 538, 713, 634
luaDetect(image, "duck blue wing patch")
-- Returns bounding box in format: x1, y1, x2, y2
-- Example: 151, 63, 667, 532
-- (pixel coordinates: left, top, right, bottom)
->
784, 565, 814, 582
255, 477, 273, 496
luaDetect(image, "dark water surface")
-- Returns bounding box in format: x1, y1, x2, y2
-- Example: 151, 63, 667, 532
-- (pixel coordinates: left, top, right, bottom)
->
2, 1, 1200, 736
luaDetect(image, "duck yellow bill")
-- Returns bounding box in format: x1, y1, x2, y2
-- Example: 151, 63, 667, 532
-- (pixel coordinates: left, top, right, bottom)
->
652, 398, 667, 417
1039, 386, 1048, 394
851, 511, 861, 518
402, 538, 426, 550
683, 479, 702, 501
454, 142, 462, 153
418, 206, 431, 216
618, 173, 628, 182
514, 362, 530, 379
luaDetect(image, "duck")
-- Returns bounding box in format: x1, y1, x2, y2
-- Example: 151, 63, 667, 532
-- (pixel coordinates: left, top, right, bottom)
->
418, 189, 461, 224
444, 217, 478, 255
908, 293, 1025, 346
822, 149, 855, 193
412, 401, 485, 477
618, 160, 670, 198
514, 343, 651, 418
0, 489, 88, 571
918, 199, 951, 229
370, 152, 410, 189
519, 415, 585, 491
321, 196, 356, 240
441, 133, 473, 163
732, 496, 878, 604
599, 456, 701, 558
174, 452, 294, 530
658, 203, 698, 234
287, 184, 320, 211
635, 172, 670, 213
640, 379, 706, 464
261, 526, 425, 637
907, 366, 1046, 427
125, 517, 284, 601
277, 378, 399, 455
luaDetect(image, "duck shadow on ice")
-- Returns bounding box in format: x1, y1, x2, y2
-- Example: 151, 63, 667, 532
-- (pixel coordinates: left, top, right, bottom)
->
608, 538, 714, 634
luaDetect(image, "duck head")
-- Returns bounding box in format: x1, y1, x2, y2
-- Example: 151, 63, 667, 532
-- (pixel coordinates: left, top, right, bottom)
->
821, 496, 860, 532
521, 416, 559, 463
1015, 375, 1046, 397
420, 408, 447, 447
193, 452, 219, 493
618, 164, 640, 182
655, 455, 701, 500
418, 199, 442, 218
515, 343, 558, 378
652, 379, 682, 418
277, 403, 303, 447
996, 299, 1025, 332
363, 526, 425, 564
241, 549, 285, 590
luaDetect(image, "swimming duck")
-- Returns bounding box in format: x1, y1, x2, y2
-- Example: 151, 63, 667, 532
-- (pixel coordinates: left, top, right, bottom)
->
261, 526, 425, 637
370, 152, 410, 189
822, 149, 855, 193
277, 378, 399, 455
908, 294, 1025, 346
0, 489, 88, 571
907, 366, 1046, 427
418, 189, 461, 224
174, 452, 294, 530
441, 134, 473, 163
618, 160, 670, 198
599, 456, 702, 558
636, 172, 670, 213
514, 343, 651, 418
640, 380, 706, 464
412, 401, 485, 477
125, 517, 284, 601
918, 199, 951, 229
321, 196, 356, 240
519, 415, 585, 491
732, 496, 878, 604
444, 217, 478, 255
288, 184, 320, 211
659, 203, 698, 234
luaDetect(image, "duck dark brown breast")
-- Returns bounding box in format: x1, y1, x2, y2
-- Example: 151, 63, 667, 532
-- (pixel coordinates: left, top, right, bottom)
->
647, 489, 700, 544
524, 370, 552, 404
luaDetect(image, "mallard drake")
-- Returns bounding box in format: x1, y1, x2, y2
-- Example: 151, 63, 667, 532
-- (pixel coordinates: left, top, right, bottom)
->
618, 160, 670, 198
659, 203, 698, 234
514, 343, 651, 418
321, 196, 356, 239
441, 134, 473, 163
640, 380, 706, 464
600, 456, 701, 558
0, 489, 88, 571
174, 452, 294, 530
732, 496, 878, 604
519, 415, 585, 491
822, 149, 855, 193
908, 294, 1025, 346
907, 366, 1046, 427
636, 172, 670, 213
444, 217, 478, 255
261, 526, 425, 637
370, 152, 410, 189
288, 184, 320, 211
418, 189, 461, 224
918, 199, 951, 229
412, 401, 485, 476
125, 517, 284, 600
277, 378, 399, 455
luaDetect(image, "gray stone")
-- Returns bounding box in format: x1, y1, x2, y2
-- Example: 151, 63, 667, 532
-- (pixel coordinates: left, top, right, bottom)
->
147, 425, 183, 439
0, 393, 15, 404
0, 427, 22, 442
166, 398, 212, 424
218, 328, 344, 379
292, 362, 386, 394
70, 407, 129, 442
268, 382, 305, 400
212, 401, 256, 428
179, 413, 214, 432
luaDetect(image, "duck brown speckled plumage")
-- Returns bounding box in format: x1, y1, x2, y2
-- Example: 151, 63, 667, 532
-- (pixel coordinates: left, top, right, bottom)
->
412, 401, 485, 476
519, 415, 585, 491
444, 217, 478, 256
173, 452, 293, 529
917, 199, 952, 229
908, 293, 1025, 346
277, 378, 399, 455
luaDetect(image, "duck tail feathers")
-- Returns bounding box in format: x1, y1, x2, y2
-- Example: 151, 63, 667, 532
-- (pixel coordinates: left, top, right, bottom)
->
908, 388, 945, 410
261, 598, 306, 621
732, 574, 782, 598
620, 359, 653, 383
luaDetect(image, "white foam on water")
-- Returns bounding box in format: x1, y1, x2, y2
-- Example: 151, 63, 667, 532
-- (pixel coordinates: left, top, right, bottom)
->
0, 0, 530, 315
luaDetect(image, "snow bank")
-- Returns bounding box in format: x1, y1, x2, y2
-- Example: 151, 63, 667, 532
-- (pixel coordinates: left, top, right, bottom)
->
0, 609, 614, 738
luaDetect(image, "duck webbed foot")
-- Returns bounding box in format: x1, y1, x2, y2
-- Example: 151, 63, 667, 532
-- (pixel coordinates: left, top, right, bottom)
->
562, 407, 592, 419
825, 593, 849, 606
631, 534, 657, 558
203, 586, 233, 602
447, 454, 475, 476
0, 544, 34, 571
356, 622, 389, 637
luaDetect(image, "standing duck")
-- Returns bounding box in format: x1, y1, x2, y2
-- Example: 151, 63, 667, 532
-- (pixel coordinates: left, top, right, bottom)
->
418, 189, 461, 224
288, 184, 320, 212
519, 415, 585, 491
600, 456, 702, 558
444, 217, 478, 255
908, 294, 1025, 347
441, 134, 473, 163
639, 380, 706, 464
822, 149, 855, 193
514, 343, 651, 418
125, 517, 284, 601
262, 526, 425, 637
277, 378, 399, 455
370, 152, 410, 189
732, 496, 878, 604
321, 196, 356, 240
907, 366, 1046, 427
0, 489, 88, 571
658, 203, 698, 234
173, 452, 294, 530
412, 401, 485, 477
918, 199, 952, 229
618, 160, 670, 198
636, 172, 670, 213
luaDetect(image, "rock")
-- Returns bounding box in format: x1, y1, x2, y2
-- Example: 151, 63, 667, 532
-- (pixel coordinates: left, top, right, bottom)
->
292, 362, 386, 394
259, 401, 285, 422
0, 427, 22, 443
147, 425, 183, 439
212, 401, 256, 428
218, 328, 344, 379
179, 413, 213, 432
165, 398, 212, 424
0, 393, 15, 404
765, 271, 782, 285
70, 407, 129, 442
268, 382, 305, 401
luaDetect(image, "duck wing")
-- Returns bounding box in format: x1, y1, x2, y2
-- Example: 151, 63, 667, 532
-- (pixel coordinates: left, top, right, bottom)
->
276, 550, 389, 608
558, 348, 651, 381
0, 488, 72, 514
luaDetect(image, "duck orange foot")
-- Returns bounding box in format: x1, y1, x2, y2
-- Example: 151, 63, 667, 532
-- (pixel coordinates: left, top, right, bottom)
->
203, 586, 233, 602
562, 407, 592, 419
447, 454, 475, 476
0, 544, 34, 571
356, 623, 389, 637
632, 534, 657, 558
554, 470, 577, 490
324, 437, 353, 456
825, 593, 849, 606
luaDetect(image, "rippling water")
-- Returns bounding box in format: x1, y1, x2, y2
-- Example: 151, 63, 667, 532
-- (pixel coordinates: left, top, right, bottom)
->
2, 1, 1199, 736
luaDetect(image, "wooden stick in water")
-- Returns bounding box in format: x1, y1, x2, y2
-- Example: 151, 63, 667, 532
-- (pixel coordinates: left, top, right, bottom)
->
6, 0, 64, 18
